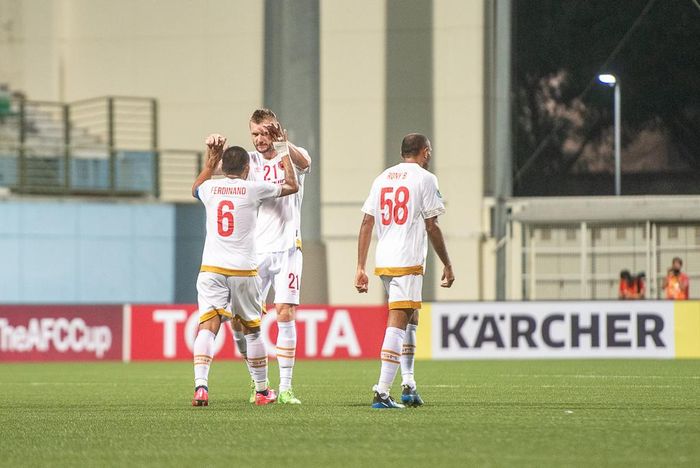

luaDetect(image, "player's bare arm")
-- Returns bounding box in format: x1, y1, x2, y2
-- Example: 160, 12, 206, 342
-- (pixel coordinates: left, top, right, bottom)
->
264, 122, 311, 170
277, 152, 299, 197
192, 133, 227, 197
425, 216, 455, 288
355, 214, 375, 293
269, 127, 300, 197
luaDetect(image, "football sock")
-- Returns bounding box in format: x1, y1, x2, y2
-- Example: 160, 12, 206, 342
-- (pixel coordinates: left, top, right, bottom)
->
232, 328, 254, 379
377, 327, 406, 396
245, 331, 268, 392
193, 329, 215, 388
401, 324, 417, 389
276, 320, 297, 392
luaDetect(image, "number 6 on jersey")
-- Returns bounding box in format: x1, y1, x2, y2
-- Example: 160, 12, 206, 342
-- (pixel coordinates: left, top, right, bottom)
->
217, 200, 235, 236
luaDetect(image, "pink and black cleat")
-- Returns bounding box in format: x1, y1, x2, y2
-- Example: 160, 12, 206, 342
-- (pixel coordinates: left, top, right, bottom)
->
192, 386, 209, 406
254, 387, 277, 406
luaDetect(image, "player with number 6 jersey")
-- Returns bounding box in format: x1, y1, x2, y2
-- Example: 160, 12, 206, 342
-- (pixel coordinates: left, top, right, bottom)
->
356, 133, 454, 409
191, 137, 298, 407
228, 108, 311, 405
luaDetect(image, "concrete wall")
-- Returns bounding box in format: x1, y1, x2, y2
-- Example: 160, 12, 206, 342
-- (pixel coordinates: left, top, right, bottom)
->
0, 0, 264, 153
319, 0, 489, 304
320, 0, 387, 305
0, 200, 176, 303
0, 0, 493, 305
433, 0, 488, 301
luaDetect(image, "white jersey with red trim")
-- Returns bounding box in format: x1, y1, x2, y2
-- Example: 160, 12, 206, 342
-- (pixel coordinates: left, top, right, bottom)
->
247, 148, 311, 253
197, 177, 281, 271
361, 162, 445, 274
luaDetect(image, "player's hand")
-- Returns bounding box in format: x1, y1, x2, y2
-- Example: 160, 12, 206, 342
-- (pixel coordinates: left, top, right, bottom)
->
355, 269, 369, 293
205, 133, 227, 150
441, 264, 454, 288
264, 122, 288, 142
204, 133, 226, 169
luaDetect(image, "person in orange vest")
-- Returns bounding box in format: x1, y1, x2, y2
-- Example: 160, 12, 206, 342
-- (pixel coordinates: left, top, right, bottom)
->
635, 272, 646, 299
663, 257, 689, 300
619, 270, 644, 299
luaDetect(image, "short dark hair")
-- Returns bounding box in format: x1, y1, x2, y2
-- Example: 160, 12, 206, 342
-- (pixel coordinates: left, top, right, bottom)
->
401, 133, 429, 157
221, 146, 249, 175
250, 108, 277, 124
672, 256, 683, 266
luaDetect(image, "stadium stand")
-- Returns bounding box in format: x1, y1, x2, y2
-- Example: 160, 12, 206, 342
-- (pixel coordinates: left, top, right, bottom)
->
0, 91, 201, 199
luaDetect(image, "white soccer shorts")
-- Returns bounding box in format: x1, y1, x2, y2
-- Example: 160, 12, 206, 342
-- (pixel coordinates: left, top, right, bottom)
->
257, 247, 303, 306
381, 274, 423, 310
196, 272, 263, 328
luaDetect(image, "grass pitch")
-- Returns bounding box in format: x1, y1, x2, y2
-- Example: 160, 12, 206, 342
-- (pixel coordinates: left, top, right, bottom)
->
0, 360, 698, 467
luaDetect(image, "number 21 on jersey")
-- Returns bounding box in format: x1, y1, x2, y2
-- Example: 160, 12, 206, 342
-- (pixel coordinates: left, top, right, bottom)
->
380, 186, 409, 225
217, 200, 235, 236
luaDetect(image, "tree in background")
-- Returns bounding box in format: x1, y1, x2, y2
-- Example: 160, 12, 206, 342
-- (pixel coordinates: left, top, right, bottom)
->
513, 0, 700, 195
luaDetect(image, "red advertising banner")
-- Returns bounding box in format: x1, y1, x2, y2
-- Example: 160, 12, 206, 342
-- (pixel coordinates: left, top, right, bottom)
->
128, 305, 389, 361
0, 305, 123, 362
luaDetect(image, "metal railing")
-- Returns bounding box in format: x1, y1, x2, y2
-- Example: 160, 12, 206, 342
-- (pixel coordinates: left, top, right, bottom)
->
0, 95, 198, 197
521, 222, 700, 300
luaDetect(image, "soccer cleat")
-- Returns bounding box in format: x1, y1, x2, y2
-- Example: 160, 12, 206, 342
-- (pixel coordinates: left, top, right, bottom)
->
248, 380, 256, 404
371, 386, 405, 409
254, 387, 278, 406
401, 385, 424, 407
249, 378, 270, 403
278, 389, 302, 405
192, 385, 209, 407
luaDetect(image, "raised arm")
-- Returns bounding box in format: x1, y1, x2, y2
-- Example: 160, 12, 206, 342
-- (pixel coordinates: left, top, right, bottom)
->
265, 122, 311, 170
275, 142, 299, 197
192, 134, 226, 197
355, 214, 375, 293
425, 216, 454, 288
287, 141, 311, 171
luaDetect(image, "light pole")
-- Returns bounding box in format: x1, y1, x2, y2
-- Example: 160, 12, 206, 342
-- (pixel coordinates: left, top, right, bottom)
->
598, 74, 621, 196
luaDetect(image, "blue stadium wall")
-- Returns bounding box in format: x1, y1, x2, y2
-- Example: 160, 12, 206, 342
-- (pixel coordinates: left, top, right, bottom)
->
0, 200, 204, 304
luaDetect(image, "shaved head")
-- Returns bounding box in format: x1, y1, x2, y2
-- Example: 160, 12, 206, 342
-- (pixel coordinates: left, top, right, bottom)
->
401, 133, 430, 157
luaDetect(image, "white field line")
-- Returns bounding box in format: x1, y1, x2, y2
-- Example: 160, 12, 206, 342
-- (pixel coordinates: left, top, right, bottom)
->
417, 384, 685, 389
497, 374, 700, 380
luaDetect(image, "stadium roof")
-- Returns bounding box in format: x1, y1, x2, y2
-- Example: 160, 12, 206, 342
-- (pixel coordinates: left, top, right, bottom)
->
508, 196, 700, 223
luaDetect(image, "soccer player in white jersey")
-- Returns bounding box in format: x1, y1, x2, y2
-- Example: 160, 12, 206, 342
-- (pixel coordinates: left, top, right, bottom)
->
355, 133, 455, 409
191, 134, 298, 407
228, 108, 311, 405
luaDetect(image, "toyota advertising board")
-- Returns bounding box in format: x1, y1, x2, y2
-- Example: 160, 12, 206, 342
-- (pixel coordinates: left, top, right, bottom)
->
127, 305, 389, 361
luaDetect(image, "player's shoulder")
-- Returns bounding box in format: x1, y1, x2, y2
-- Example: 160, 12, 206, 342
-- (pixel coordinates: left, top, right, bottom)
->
376, 162, 403, 177
414, 165, 438, 184
391, 162, 436, 181
247, 179, 280, 195
199, 178, 215, 188
248, 150, 262, 163
195, 178, 214, 200
408, 162, 433, 176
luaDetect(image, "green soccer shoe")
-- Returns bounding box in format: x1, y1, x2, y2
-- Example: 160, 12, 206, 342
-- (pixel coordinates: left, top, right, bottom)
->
278, 389, 302, 405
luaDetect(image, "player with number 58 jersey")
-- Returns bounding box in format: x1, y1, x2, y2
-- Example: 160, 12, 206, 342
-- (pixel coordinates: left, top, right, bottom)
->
356, 133, 454, 409
361, 160, 445, 276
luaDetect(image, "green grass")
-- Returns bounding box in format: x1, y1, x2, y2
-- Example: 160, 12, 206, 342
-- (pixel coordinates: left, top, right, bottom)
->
1, 360, 699, 467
